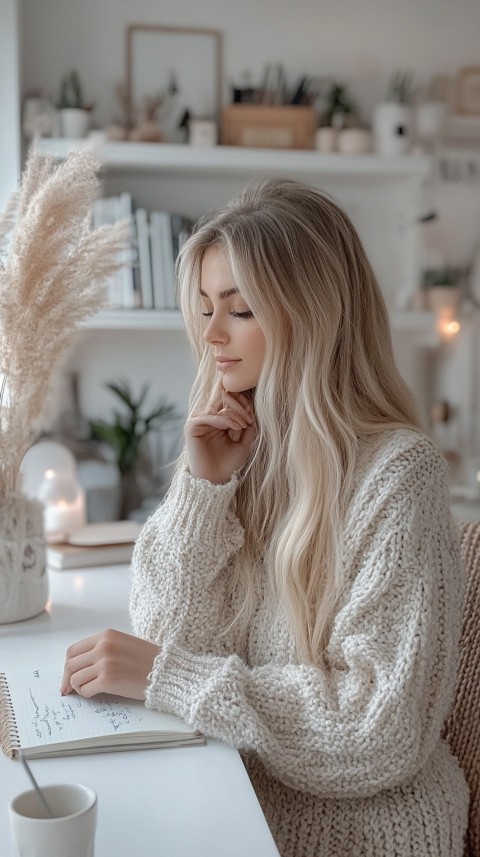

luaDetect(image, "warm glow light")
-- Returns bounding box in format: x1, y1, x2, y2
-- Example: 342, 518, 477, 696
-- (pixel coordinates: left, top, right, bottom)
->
445, 320, 460, 335
438, 317, 461, 337
45, 469, 55, 478
73, 576, 85, 590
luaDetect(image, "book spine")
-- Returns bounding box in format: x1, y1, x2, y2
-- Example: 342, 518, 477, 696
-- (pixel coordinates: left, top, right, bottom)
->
158, 212, 176, 310
135, 208, 154, 310
150, 211, 169, 309
119, 192, 136, 309
0, 673, 20, 759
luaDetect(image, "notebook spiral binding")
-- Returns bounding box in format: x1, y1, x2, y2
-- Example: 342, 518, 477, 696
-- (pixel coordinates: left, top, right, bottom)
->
0, 673, 20, 759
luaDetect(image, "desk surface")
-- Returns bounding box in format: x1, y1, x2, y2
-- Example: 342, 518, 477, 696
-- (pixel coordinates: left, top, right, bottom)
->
0, 565, 279, 857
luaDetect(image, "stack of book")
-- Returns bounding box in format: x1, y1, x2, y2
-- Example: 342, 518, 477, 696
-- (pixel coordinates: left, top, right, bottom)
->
46, 521, 143, 570
135, 208, 194, 311
91, 194, 194, 311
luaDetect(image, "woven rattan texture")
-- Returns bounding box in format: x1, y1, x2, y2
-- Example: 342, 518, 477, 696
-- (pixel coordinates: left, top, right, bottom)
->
444, 521, 480, 857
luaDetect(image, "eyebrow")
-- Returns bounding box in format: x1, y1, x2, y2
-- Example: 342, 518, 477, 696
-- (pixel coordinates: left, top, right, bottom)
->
200, 287, 239, 300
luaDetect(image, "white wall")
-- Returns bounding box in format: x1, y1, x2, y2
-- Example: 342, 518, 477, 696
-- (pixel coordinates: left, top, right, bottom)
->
0, 0, 21, 209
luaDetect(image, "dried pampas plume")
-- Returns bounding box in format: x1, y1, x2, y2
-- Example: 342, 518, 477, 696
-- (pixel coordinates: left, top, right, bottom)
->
0, 148, 130, 495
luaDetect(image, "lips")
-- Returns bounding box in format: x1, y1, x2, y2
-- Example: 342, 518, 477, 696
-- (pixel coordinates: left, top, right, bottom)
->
215, 357, 241, 371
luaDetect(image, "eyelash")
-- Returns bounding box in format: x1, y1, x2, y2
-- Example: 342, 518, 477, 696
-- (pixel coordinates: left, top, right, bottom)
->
201, 311, 254, 320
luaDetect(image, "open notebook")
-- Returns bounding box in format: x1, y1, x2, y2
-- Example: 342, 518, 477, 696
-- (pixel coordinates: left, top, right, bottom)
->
0, 666, 204, 760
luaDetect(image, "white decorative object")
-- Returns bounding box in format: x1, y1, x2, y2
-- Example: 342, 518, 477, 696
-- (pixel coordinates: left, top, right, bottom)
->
21, 440, 77, 497
373, 103, 412, 156
60, 108, 90, 139
314, 127, 338, 153
337, 128, 372, 155
22, 97, 58, 139
189, 119, 217, 147
0, 494, 47, 624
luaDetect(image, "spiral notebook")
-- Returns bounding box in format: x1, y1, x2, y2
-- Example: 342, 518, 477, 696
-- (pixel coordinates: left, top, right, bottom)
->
0, 666, 204, 760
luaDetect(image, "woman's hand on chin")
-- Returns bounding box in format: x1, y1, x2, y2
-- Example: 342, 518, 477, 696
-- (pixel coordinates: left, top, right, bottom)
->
185, 383, 256, 484
61, 629, 161, 700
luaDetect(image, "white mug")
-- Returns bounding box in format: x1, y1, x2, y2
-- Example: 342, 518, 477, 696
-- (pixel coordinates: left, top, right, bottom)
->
9, 783, 97, 857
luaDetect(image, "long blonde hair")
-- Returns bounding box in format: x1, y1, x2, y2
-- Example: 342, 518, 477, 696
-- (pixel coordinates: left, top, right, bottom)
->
177, 178, 421, 664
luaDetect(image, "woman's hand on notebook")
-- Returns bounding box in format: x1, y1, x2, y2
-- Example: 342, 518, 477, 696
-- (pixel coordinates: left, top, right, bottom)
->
61, 629, 160, 700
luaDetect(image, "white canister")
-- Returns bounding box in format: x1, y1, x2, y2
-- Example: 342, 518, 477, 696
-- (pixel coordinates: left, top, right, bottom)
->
337, 128, 372, 155
189, 119, 217, 147
373, 102, 412, 156
415, 101, 446, 149
314, 127, 338, 153
60, 108, 90, 139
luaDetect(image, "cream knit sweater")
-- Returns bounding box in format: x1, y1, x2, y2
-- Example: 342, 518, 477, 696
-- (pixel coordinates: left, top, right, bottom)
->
130, 428, 469, 857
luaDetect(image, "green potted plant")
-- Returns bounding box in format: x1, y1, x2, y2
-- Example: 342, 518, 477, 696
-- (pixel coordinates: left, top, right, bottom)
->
373, 70, 415, 156
315, 82, 356, 152
57, 70, 93, 139
89, 379, 179, 518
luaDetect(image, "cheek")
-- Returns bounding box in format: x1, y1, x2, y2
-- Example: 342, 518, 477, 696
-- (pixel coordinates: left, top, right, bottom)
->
248, 327, 266, 365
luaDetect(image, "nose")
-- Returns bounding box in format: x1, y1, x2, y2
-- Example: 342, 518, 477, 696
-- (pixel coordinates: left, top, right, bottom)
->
203, 315, 229, 345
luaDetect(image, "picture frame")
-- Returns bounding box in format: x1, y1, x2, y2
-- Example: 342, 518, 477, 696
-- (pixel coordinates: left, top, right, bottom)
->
456, 67, 480, 115
125, 24, 223, 142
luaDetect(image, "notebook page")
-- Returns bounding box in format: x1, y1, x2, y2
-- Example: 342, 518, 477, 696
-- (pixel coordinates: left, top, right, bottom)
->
4, 665, 193, 750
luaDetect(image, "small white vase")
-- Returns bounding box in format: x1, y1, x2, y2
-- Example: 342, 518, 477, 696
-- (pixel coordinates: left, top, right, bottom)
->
0, 494, 48, 624
314, 127, 338, 153
373, 102, 412, 156
60, 108, 90, 139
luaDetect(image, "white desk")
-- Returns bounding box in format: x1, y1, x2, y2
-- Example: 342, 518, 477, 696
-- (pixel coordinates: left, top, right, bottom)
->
0, 565, 280, 857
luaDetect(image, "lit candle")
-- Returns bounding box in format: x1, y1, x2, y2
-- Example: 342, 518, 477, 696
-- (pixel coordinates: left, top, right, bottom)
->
38, 470, 86, 542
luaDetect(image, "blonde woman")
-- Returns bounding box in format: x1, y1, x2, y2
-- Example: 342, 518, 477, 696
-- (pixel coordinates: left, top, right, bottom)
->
62, 179, 469, 856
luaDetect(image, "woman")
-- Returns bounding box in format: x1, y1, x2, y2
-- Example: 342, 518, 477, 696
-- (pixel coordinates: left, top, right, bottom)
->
62, 179, 469, 856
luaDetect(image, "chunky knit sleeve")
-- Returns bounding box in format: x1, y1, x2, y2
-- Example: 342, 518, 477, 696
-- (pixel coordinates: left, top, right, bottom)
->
144, 435, 465, 799
129, 467, 244, 652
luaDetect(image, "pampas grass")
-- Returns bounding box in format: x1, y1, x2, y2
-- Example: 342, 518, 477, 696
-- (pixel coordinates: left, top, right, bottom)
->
0, 148, 130, 495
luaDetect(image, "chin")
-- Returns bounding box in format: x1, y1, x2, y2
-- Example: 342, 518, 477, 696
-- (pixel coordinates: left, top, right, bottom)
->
222, 376, 257, 394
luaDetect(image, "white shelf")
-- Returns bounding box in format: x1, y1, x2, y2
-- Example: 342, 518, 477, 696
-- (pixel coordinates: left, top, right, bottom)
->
35, 138, 431, 179
83, 308, 438, 337
83, 309, 184, 330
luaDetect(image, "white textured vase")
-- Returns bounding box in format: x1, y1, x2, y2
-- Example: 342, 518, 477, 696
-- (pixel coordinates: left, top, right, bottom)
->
0, 494, 48, 624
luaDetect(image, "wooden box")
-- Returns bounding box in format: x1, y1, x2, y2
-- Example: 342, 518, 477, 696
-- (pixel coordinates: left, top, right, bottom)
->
220, 105, 316, 150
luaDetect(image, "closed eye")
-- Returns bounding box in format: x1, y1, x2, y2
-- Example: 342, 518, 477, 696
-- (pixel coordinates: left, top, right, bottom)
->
201, 311, 254, 319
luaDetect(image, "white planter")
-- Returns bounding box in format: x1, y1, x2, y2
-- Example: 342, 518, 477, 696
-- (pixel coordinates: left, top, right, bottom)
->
189, 119, 217, 147
337, 128, 372, 155
0, 494, 48, 624
425, 285, 462, 315
373, 102, 412, 156
314, 127, 338, 153
415, 101, 446, 150
60, 108, 90, 139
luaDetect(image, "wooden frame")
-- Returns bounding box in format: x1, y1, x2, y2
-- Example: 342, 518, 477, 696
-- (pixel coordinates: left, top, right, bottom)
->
456, 67, 480, 116
125, 24, 223, 134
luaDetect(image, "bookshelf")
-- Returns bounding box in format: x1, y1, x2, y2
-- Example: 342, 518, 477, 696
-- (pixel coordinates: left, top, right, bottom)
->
38, 137, 434, 332
35, 137, 438, 422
